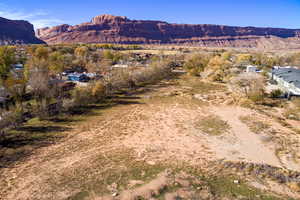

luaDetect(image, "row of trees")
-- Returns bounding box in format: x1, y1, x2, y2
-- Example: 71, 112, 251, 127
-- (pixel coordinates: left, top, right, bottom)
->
0, 45, 126, 111
1, 44, 299, 133
184, 51, 300, 80
182, 51, 300, 105
0, 45, 174, 137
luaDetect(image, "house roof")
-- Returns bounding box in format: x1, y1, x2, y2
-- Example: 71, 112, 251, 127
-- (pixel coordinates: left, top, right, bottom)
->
273, 67, 300, 89
68, 73, 87, 78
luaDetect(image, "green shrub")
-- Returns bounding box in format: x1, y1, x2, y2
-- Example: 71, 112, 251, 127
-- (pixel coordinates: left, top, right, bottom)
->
270, 89, 283, 98
91, 81, 106, 101
0, 108, 24, 137
72, 87, 93, 107
248, 91, 265, 104
183, 54, 210, 76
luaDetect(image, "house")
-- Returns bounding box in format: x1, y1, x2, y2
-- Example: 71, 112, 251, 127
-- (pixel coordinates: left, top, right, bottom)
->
112, 64, 129, 68
271, 67, 300, 96
67, 73, 90, 82
246, 65, 260, 73
11, 64, 25, 79
13, 64, 24, 70
84, 72, 101, 80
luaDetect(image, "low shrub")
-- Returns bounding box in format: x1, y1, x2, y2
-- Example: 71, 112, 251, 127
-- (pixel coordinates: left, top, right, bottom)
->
145, 59, 173, 82
104, 69, 134, 92
239, 116, 270, 134
183, 54, 210, 76
270, 89, 283, 98
283, 99, 300, 121
72, 86, 94, 107
248, 91, 265, 104
91, 81, 106, 101
0, 108, 24, 139
195, 115, 231, 135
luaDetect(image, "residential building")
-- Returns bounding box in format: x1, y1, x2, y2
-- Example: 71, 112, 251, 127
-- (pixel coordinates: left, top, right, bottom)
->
271, 67, 300, 96
246, 65, 258, 73
67, 73, 90, 82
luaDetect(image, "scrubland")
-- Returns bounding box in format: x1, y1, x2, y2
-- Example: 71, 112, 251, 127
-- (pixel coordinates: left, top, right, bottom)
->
0, 44, 300, 200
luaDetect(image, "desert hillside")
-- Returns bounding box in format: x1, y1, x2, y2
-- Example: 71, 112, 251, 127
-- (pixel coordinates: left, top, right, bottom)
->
0, 17, 45, 45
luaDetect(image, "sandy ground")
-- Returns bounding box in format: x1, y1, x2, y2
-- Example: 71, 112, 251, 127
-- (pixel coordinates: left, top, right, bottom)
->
208, 106, 281, 167
0, 81, 300, 200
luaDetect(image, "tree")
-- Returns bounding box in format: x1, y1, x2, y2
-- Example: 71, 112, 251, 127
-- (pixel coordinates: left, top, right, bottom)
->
231, 73, 266, 103
0, 46, 15, 83
285, 52, 300, 67
102, 50, 123, 64
221, 51, 233, 61
34, 46, 50, 60
236, 54, 253, 66
29, 68, 51, 116
183, 54, 210, 76
207, 55, 232, 82
3, 76, 27, 111
75, 46, 89, 65
25, 47, 53, 117
91, 81, 106, 101
49, 51, 65, 78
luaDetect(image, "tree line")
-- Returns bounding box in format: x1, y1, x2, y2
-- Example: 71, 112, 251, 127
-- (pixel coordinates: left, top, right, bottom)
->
0, 45, 174, 138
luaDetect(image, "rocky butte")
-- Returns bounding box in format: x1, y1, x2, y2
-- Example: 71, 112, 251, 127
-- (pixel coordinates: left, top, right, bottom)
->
0, 17, 45, 45
37, 14, 300, 48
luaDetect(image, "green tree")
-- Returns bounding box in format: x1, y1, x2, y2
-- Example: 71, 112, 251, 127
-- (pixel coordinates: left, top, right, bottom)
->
3, 76, 27, 111
25, 47, 53, 117
183, 54, 210, 76
75, 46, 89, 59
34, 46, 50, 60
236, 54, 253, 66
0, 46, 15, 82
102, 50, 123, 64
49, 52, 65, 78
207, 55, 232, 82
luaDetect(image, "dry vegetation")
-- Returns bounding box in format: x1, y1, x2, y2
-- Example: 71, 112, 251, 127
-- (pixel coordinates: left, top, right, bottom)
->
195, 115, 231, 136
239, 115, 271, 134
0, 44, 300, 200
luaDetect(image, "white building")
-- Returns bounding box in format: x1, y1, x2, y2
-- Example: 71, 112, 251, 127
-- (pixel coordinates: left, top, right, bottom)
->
271, 67, 300, 96
246, 65, 258, 73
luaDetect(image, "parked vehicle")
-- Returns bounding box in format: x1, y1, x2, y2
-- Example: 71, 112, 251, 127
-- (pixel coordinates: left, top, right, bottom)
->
67, 73, 90, 82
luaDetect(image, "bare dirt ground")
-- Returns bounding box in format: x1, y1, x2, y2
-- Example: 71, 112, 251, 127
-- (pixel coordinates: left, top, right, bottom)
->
0, 77, 300, 200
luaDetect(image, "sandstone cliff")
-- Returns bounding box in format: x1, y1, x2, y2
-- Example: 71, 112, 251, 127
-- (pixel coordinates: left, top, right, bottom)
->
37, 14, 300, 48
0, 17, 45, 45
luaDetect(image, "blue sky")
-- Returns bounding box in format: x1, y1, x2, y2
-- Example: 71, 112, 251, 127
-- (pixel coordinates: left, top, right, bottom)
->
0, 0, 299, 29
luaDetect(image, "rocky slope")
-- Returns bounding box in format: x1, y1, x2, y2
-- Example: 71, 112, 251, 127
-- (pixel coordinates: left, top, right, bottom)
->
0, 17, 45, 45
37, 14, 300, 48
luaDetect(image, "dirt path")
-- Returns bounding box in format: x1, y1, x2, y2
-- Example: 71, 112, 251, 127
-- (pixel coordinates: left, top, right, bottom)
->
208, 106, 282, 167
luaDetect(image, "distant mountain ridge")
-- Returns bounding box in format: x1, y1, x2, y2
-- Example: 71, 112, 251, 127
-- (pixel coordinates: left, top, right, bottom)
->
37, 14, 300, 48
0, 17, 45, 45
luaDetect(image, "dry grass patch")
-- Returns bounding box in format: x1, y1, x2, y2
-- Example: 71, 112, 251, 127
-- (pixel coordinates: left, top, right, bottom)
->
52, 149, 167, 200
239, 116, 270, 134
293, 128, 300, 135
176, 75, 227, 94
195, 115, 231, 136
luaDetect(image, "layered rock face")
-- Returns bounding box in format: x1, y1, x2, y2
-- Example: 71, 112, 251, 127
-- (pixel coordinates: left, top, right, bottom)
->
0, 17, 45, 45
37, 14, 300, 48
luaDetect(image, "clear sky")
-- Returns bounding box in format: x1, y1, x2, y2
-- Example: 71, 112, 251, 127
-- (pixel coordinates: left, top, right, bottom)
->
0, 0, 299, 29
